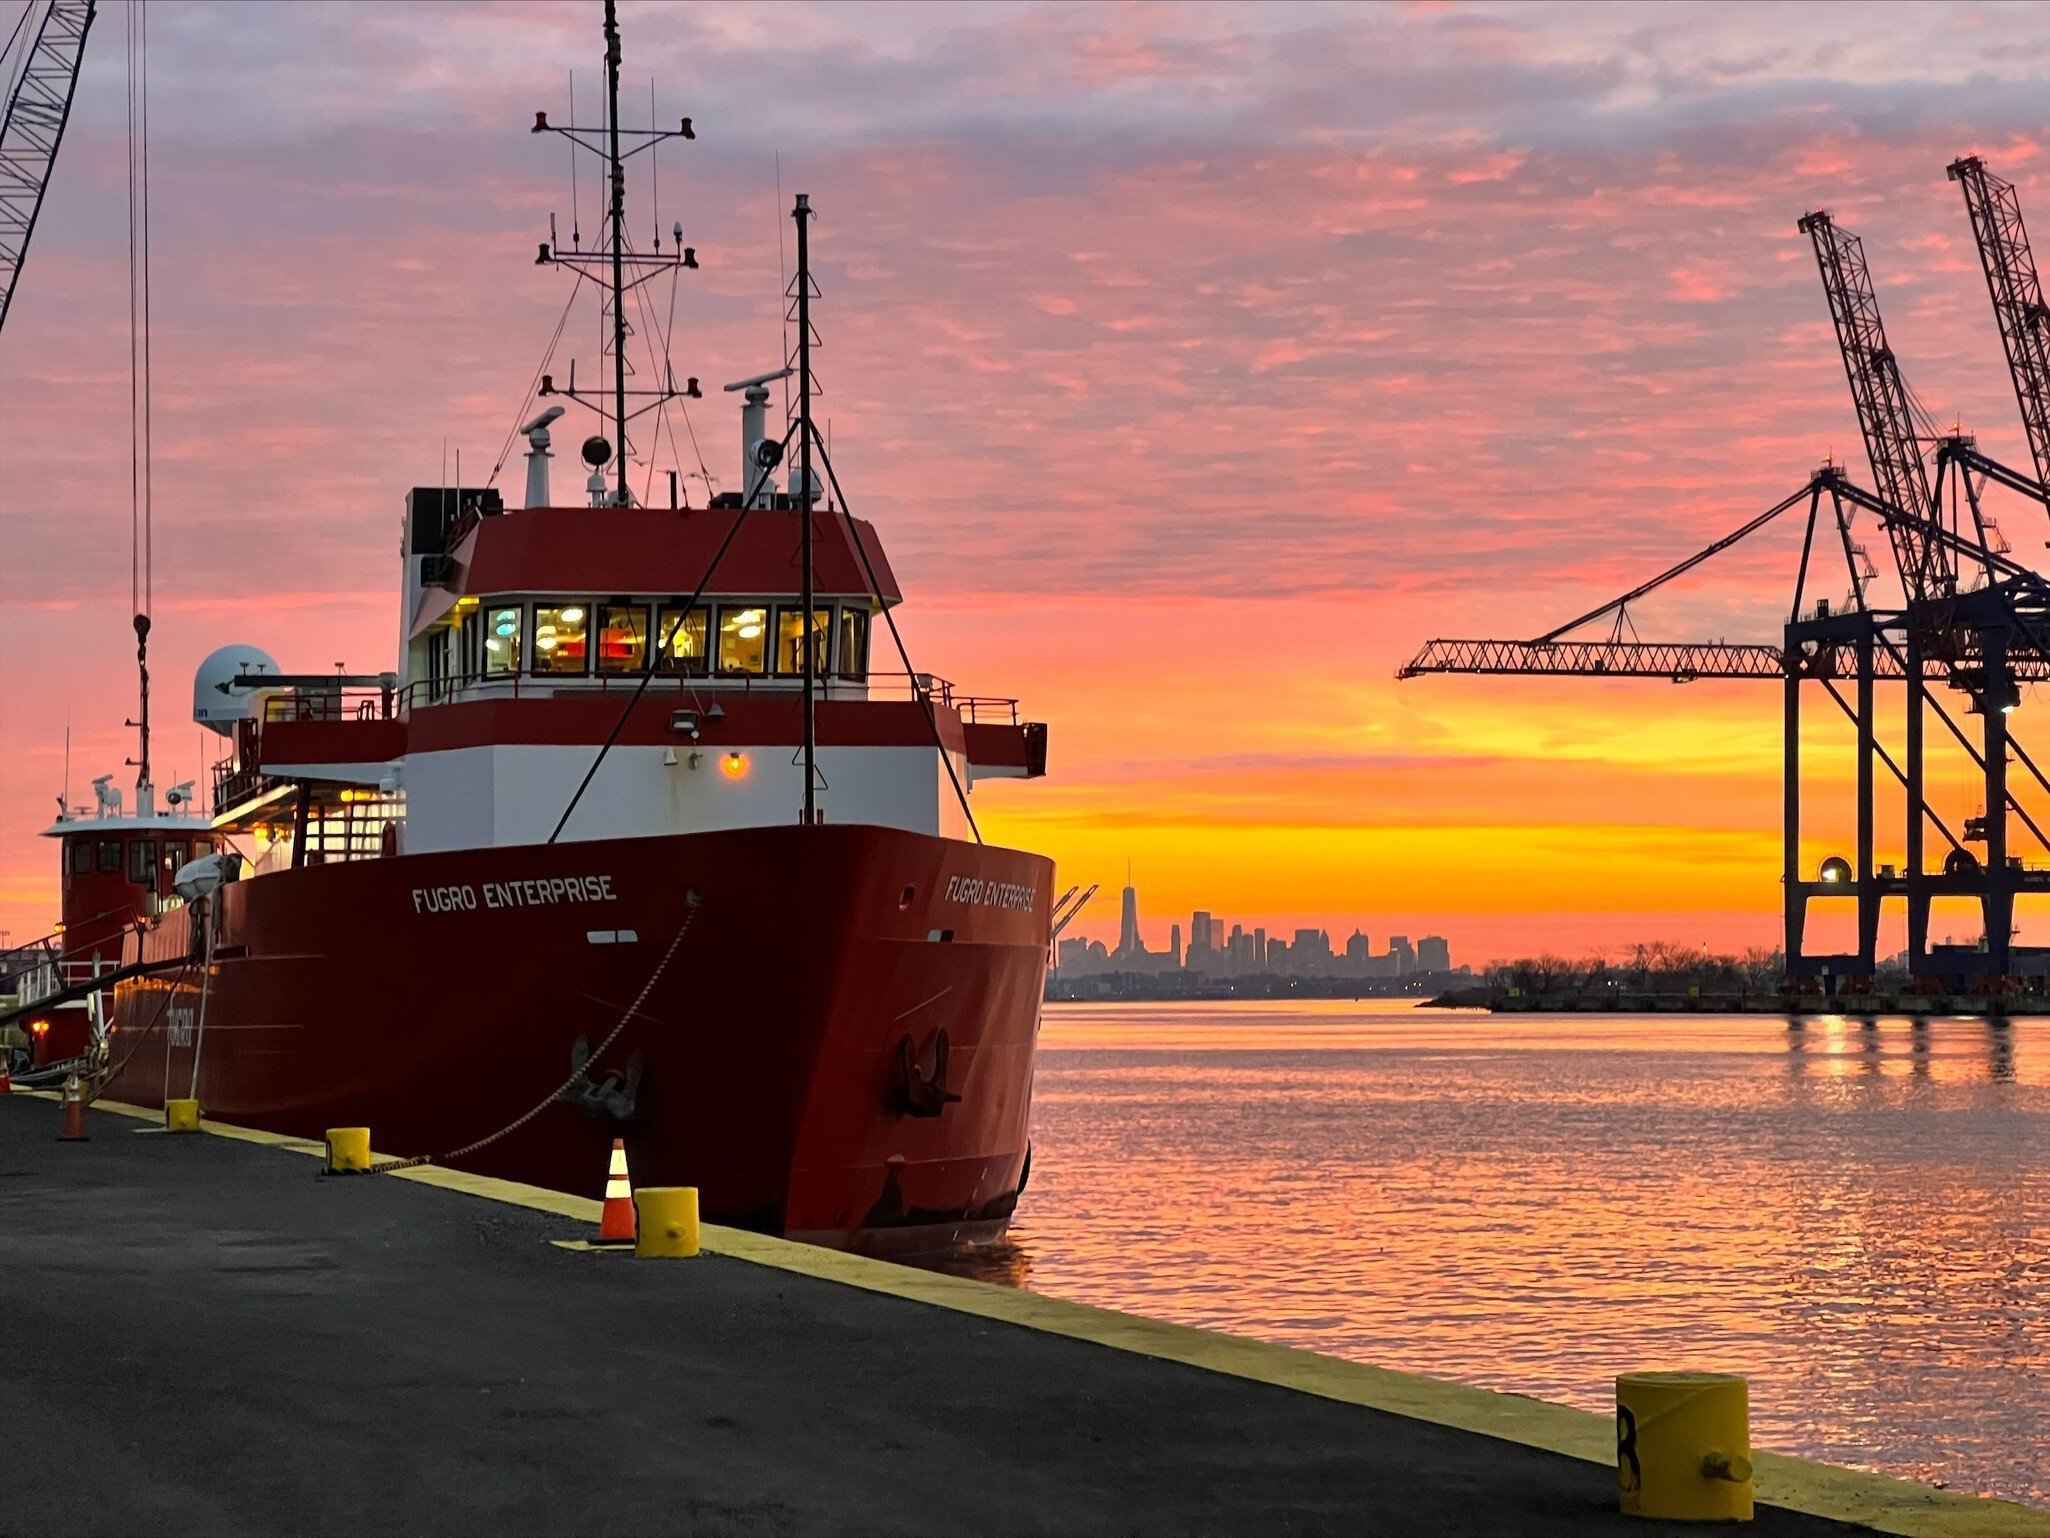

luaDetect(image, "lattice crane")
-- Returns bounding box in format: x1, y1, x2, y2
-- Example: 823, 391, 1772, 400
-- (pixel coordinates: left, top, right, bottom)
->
0, 0, 95, 347
1796, 209, 1952, 605
1949, 156, 2050, 503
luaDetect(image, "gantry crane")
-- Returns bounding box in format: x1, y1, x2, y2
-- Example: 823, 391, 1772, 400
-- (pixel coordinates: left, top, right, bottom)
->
1403, 176, 2050, 993
0, 0, 95, 346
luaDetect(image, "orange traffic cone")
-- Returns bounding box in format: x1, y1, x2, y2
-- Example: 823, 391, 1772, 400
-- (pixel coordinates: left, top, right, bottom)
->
57, 1073, 87, 1141
598, 1138, 636, 1243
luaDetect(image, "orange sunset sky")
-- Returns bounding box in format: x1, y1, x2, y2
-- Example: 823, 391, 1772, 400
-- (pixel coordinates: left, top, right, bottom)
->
6, 0, 2050, 962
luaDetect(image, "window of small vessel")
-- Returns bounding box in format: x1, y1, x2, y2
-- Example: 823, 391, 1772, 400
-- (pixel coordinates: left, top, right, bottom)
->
128, 839, 157, 885
774, 607, 831, 676
68, 841, 91, 875
655, 605, 709, 674
532, 603, 591, 675
97, 840, 121, 874
165, 841, 189, 875
837, 606, 870, 681
596, 604, 650, 674
716, 605, 769, 675
483, 606, 522, 674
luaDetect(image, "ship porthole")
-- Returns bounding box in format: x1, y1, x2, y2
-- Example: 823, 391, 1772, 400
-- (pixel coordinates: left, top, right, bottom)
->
898, 885, 915, 909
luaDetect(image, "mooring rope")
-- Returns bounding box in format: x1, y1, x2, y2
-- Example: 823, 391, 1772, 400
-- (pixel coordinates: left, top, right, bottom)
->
85, 957, 197, 1106
363, 892, 701, 1175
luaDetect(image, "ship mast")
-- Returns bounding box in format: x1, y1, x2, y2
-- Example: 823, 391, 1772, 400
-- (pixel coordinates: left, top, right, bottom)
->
602, 0, 627, 505
528, 2, 698, 506
795, 193, 817, 824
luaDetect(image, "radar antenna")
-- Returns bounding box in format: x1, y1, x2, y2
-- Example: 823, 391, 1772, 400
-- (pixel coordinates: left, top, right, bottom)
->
530, 0, 700, 505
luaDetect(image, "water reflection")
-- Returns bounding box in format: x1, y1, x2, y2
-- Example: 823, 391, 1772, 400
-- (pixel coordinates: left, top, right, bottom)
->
986, 1002, 2050, 1507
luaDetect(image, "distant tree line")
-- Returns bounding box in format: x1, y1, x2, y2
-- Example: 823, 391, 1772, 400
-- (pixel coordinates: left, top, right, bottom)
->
1484, 943, 1789, 995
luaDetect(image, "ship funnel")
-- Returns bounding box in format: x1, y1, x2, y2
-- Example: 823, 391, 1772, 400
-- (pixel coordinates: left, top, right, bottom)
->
724, 368, 792, 508
521, 405, 567, 508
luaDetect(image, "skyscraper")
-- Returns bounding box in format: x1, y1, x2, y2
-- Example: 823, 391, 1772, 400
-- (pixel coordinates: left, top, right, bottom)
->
1118, 872, 1141, 956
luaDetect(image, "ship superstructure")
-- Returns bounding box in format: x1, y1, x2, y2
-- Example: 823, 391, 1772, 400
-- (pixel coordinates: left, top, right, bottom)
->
6, 1, 1055, 1253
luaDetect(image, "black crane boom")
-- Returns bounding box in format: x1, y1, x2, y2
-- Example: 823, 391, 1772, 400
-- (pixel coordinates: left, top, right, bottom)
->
1948, 155, 2050, 499
1798, 209, 1950, 603
0, 0, 95, 347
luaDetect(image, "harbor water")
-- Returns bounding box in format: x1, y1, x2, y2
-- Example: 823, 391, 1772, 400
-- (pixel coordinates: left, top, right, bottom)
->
978, 1001, 2050, 1508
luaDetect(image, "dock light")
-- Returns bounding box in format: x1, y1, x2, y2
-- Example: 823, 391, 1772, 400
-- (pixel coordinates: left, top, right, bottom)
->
721, 751, 748, 780
1819, 856, 1853, 885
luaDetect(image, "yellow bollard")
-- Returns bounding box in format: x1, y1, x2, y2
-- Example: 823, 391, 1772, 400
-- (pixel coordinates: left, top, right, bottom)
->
634, 1186, 700, 1258
164, 1098, 201, 1133
1616, 1371, 1753, 1522
324, 1127, 372, 1174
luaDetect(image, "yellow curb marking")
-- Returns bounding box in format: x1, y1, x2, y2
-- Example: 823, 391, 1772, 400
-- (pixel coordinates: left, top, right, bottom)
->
75, 1096, 2050, 1537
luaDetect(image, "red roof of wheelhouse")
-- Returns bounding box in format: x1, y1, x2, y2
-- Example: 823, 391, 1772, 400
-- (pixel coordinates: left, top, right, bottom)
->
451, 503, 904, 603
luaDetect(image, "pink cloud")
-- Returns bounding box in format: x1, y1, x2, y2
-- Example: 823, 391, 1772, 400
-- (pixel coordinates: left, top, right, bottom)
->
9, 0, 2050, 952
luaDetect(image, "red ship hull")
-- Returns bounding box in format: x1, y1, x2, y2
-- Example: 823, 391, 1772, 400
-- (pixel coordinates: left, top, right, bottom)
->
104, 823, 1051, 1254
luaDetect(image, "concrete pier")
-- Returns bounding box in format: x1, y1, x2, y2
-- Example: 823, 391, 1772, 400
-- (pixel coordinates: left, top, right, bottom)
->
0, 1093, 2040, 1537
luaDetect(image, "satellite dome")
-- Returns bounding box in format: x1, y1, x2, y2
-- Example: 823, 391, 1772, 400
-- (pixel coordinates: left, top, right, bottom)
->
194, 644, 283, 736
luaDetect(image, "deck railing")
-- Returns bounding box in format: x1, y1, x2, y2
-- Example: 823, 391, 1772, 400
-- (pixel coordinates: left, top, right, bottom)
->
256, 670, 1021, 723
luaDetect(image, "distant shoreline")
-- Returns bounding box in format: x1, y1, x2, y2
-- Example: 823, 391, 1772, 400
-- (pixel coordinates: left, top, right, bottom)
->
1422, 985, 2050, 1016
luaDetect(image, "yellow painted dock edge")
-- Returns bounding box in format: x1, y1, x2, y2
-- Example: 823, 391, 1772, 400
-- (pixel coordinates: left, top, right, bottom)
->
86, 1096, 2047, 1537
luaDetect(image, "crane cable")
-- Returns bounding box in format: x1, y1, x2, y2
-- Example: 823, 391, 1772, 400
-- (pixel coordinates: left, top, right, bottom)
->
125, 0, 152, 622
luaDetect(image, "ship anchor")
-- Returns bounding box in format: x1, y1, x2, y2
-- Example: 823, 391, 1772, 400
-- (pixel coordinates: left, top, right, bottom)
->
560, 1033, 643, 1122
891, 1029, 961, 1119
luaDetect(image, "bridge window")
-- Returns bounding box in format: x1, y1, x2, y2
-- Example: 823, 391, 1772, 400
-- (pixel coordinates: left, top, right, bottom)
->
97, 841, 121, 874
483, 606, 523, 674
717, 605, 769, 675
128, 839, 157, 885
596, 604, 649, 674
69, 841, 91, 875
165, 841, 189, 875
837, 606, 869, 681
656, 605, 708, 674
775, 607, 831, 676
532, 603, 590, 675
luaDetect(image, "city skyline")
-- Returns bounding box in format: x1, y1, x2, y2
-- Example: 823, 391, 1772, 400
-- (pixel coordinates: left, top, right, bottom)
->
1058, 877, 1458, 981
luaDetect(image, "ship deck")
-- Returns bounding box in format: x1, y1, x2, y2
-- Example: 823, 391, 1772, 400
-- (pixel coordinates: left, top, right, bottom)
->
0, 1092, 2037, 1537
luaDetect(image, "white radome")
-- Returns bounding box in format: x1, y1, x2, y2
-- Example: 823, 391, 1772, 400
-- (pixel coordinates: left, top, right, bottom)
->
193, 643, 283, 735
